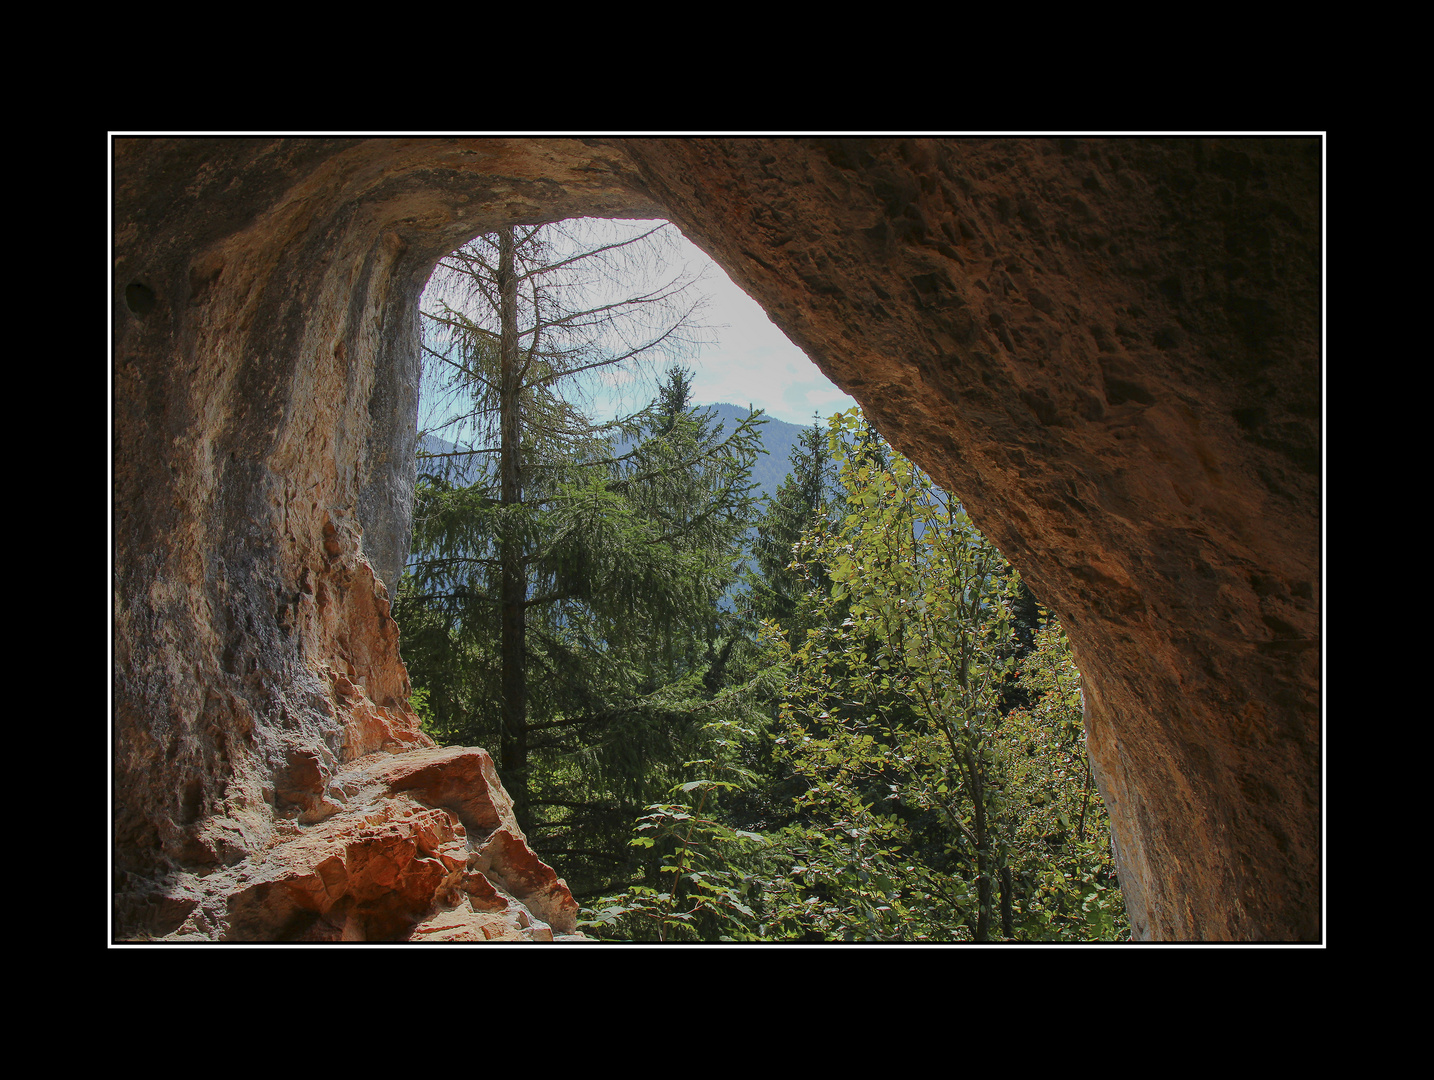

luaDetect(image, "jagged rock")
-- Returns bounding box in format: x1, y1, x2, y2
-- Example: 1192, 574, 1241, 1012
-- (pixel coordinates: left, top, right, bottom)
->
115, 745, 583, 942
113, 137, 1321, 941
374, 746, 523, 839
473, 829, 581, 934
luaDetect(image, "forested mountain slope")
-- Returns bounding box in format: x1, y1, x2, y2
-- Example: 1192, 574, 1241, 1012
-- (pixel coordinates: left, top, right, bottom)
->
420, 405, 810, 499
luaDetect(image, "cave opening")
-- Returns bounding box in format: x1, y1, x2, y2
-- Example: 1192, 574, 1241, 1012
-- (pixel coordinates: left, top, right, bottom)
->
114, 138, 1320, 942
389, 215, 1124, 939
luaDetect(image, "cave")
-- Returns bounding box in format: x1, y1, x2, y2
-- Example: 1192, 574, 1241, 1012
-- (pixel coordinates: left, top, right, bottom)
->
112, 137, 1321, 942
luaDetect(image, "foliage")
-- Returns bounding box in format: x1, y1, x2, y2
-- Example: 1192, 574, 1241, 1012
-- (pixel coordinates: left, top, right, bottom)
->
743, 418, 842, 639
517, 382, 769, 895
749, 409, 1128, 942
749, 411, 1015, 939
401, 371, 766, 894
400, 229, 1129, 940
394, 220, 769, 898
580, 715, 774, 942
992, 613, 1129, 940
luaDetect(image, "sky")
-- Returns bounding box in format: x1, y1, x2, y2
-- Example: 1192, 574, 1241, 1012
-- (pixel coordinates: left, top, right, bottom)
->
417, 219, 858, 435
661, 230, 859, 425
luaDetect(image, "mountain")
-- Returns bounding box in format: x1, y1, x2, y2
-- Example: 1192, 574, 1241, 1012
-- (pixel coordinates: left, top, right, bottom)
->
415, 432, 486, 486
698, 403, 812, 501
416, 405, 817, 502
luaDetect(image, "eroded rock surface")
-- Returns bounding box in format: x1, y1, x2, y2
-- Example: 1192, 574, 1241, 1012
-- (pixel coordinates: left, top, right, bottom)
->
113, 137, 1320, 941
114, 746, 585, 942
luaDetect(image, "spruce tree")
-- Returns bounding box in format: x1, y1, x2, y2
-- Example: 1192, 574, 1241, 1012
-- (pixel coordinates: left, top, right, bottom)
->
394, 220, 766, 890
402, 221, 710, 828
521, 368, 765, 893
745, 419, 841, 638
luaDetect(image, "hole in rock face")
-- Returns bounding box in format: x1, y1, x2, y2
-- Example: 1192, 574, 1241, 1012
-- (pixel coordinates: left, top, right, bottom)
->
179, 778, 204, 825
125, 281, 156, 317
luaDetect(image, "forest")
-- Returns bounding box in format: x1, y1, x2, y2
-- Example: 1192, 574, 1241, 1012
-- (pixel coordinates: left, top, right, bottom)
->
392, 220, 1129, 943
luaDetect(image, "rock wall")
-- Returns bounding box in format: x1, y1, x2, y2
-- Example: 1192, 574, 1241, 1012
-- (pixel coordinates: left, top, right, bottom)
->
112, 137, 1320, 941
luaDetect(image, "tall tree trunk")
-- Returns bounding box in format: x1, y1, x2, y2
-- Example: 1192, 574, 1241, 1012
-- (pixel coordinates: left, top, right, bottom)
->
963, 742, 992, 942
999, 865, 1014, 939
497, 226, 529, 831
1076, 753, 1093, 843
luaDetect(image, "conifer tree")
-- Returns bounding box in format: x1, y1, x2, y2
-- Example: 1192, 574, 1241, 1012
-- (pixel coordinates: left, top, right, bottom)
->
403, 221, 706, 823
523, 369, 765, 892
394, 220, 765, 890
745, 419, 841, 638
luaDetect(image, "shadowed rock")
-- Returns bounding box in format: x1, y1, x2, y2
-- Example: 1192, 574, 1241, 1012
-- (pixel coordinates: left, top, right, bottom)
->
113, 137, 1320, 941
